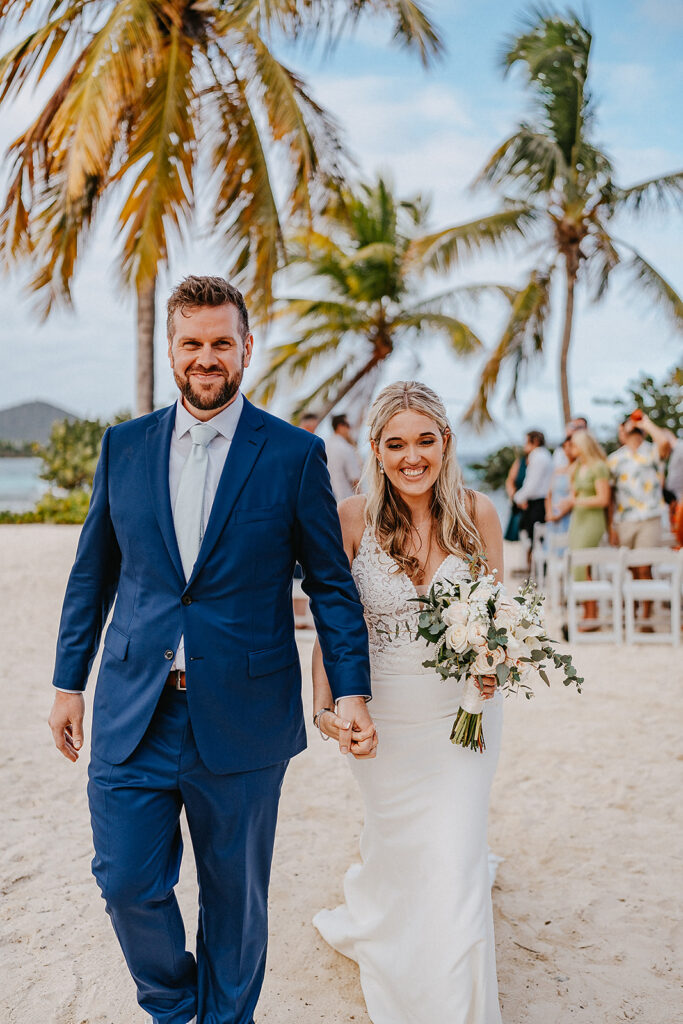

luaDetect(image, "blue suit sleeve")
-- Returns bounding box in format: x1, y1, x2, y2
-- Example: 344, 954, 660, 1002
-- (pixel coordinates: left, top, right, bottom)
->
51, 427, 121, 691
294, 437, 371, 702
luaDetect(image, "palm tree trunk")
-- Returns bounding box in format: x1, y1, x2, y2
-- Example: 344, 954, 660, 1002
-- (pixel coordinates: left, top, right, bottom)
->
317, 350, 387, 421
559, 252, 578, 425
136, 277, 156, 416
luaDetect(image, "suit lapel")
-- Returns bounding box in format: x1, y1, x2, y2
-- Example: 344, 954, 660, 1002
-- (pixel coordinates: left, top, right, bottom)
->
145, 405, 186, 583
187, 398, 266, 586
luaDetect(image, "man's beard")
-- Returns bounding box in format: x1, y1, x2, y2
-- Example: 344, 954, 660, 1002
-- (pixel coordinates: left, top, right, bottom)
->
174, 364, 243, 411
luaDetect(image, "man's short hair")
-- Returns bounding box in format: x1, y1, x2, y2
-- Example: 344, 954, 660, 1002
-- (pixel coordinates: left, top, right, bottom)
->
299, 412, 319, 425
167, 275, 249, 341
527, 430, 545, 447
332, 414, 349, 431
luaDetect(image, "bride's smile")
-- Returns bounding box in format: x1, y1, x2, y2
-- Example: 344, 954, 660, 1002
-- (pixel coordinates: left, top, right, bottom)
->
372, 408, 449, 500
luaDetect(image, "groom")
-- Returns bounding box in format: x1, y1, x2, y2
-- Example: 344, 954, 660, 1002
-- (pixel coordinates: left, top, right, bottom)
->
48, 275, 374, 1024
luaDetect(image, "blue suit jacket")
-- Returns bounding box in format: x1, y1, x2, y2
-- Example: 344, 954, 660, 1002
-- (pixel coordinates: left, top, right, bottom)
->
51, 398, 371, 774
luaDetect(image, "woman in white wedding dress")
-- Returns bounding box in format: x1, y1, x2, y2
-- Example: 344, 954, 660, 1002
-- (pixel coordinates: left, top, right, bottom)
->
312, 381, 504, 1024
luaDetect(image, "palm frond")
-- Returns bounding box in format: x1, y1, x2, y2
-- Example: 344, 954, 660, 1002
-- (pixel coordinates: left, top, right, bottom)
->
208, 62, 283, 310
391, 310, 483, 354
612, 171, 683, 213
407, 205, 536, 275
463, 269, 552, 428
585, 229, 620, 301
619, 247, 683, 331
114, 24, 196, 286
475, 126, 568, 194
502, 11, 592, 167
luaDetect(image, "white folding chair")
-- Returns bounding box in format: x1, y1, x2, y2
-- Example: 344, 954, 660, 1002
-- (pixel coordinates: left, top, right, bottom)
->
545, 530, 569, 612
567, 547, 625, 643
531, 523, 548, 588
622, 547, 681, 645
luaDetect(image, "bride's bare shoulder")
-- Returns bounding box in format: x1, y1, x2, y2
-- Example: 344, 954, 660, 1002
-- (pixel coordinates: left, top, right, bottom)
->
338, 495, 368, 555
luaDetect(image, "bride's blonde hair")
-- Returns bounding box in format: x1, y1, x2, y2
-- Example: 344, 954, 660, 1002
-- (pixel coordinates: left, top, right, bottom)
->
364, 381, 485, 578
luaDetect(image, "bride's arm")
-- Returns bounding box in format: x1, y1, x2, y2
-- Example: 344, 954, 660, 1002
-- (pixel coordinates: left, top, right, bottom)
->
311, 496, 377, 757
473, 492, 504, 584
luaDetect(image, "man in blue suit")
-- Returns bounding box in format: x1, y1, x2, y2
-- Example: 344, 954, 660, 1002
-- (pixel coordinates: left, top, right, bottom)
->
48, 275, 375, 1024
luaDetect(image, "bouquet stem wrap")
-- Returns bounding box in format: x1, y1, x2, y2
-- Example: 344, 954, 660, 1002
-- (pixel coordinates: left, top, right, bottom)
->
450, 677, 486, 751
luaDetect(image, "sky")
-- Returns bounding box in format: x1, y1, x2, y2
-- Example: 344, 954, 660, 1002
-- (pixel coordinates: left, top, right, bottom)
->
0, 0, 682, 453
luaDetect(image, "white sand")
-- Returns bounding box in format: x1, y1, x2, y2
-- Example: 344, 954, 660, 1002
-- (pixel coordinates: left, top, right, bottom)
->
2, 524, 682, 1023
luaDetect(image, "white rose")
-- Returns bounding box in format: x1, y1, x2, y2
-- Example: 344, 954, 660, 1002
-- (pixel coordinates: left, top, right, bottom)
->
472, 582, 497, 604
524, 635, 544, 652
445, 622, 469, 653
493, 605, 518, 634
472, 646, 505, 676
442, 602, 469, 627
466, 619, 489, 649
505, 637, 527, 662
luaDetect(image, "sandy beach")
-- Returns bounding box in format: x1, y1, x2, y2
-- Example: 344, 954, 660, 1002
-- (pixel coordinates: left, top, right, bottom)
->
2, 524, 682, 1024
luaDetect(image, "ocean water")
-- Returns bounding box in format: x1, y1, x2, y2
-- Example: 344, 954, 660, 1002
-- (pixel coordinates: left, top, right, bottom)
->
0, 458, 48, 512
0, 455, 510, 523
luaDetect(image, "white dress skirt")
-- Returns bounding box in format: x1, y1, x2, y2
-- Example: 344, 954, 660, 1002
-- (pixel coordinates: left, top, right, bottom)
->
314, 528, 504, 1024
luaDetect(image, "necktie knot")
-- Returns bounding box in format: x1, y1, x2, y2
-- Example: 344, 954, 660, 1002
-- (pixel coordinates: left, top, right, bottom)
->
189, 423, 218, 449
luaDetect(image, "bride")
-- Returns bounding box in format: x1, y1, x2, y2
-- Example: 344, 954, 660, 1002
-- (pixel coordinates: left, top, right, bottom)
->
312, 380, 504, 1024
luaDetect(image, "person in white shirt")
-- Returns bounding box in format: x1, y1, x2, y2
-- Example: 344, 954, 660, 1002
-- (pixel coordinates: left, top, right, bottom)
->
514, 430, 554, 564
326, 413, 363, 501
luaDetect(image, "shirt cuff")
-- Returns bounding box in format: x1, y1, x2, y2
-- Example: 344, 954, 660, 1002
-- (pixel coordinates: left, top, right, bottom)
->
336, 694, 372, 702
53, 686, 84, 693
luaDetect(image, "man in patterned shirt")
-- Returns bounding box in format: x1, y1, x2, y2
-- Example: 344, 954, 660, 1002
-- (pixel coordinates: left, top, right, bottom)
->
608, 412, 670, 621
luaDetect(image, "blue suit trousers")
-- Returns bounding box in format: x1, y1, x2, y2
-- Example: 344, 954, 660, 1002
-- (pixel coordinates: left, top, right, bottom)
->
88, 688, 288, 1024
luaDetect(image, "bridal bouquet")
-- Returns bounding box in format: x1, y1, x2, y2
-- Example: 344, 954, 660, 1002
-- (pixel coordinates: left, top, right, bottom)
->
413, 571, 583, 752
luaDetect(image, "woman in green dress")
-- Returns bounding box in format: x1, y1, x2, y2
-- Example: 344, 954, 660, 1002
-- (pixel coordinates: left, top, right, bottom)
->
567, 430, 611, 626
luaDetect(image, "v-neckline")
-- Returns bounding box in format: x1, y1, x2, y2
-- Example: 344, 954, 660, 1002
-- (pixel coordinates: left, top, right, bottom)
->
409, 554, 451, 598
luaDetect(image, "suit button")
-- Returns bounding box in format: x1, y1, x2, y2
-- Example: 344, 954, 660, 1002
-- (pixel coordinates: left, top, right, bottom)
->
164, 649, 174, 660
182, 595, 192, 606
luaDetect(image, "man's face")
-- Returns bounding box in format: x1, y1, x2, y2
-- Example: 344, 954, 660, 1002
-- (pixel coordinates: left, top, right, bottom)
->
337, 421, 352, 441
168, 304, 253, 414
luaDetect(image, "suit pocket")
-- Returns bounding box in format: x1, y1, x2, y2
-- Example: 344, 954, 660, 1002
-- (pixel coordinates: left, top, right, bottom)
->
234, 503, 287, 524
103, 624, 130, 661
248, 640, 299, 678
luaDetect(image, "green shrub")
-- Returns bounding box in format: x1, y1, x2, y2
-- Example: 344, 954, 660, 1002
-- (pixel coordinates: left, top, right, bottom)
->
0, 489, 91, 524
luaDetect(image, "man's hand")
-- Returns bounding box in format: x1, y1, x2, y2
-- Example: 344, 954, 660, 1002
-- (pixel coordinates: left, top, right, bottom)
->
48, 691, 85, 762
335, 696, 377, 758
608, 526, 619, 547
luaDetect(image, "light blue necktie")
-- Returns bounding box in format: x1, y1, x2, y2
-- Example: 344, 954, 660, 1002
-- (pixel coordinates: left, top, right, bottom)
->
174, 423, 218, 580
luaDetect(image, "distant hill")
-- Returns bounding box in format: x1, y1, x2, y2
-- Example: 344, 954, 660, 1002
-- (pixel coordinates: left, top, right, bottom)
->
0, 400, 78, 445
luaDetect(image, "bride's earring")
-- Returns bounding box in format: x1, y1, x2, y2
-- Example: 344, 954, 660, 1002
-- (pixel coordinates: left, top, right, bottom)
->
378, 460, 385, 474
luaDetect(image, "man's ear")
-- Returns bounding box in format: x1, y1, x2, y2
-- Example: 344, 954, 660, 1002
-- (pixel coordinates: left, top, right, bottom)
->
243, 333, 254, 368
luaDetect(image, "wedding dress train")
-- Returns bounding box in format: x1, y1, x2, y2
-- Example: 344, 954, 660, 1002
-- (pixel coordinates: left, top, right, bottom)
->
314, 527, 503, 1024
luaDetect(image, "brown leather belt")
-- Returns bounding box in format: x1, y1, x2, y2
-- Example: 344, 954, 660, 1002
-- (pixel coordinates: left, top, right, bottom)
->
165, 670, 186, 690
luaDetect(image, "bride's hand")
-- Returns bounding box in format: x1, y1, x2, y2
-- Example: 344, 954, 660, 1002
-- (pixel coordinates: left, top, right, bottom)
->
477, 675, 496, 700
317, 710, 378, 758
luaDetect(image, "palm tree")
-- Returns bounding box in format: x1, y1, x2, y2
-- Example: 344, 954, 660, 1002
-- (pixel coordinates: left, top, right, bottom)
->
0, 0, 441, 415
414, 9, 683, 427
249, 176, 533, 420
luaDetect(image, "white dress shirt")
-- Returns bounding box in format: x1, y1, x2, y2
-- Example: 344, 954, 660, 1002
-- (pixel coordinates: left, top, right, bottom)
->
170, 393, 244, 670
326, 432, 363, 501
514, 445, 554, 505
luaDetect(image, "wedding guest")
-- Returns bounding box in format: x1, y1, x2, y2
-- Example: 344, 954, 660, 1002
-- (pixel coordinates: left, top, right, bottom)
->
326, 413, 363, 501
552, 415, 588, 472
298, 411, 320, 433
567, 431, 610, 627
514, 430, 554, 565
503, 448, 527, 542
545, 435, 574, 546
608, 412, 669, 622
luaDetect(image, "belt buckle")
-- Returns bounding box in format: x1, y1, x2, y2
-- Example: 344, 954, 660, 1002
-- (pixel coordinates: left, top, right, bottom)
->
174, 670, 186, 691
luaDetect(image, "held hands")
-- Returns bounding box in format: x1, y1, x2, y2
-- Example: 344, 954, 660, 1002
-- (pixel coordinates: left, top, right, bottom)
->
477, 676, 496, 700
318, 696, 378, 759
48, 691, 85, 762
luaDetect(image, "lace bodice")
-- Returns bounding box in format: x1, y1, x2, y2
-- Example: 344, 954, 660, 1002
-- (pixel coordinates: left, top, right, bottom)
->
351, 526, 469, 670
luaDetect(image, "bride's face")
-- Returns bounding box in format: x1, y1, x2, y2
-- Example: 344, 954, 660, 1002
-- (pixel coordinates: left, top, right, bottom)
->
373, 410, 449, 500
